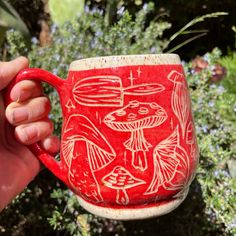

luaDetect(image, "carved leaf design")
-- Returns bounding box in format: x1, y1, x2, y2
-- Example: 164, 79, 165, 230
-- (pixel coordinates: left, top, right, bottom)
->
62, 139, 74, 168
145, 127, 182, 194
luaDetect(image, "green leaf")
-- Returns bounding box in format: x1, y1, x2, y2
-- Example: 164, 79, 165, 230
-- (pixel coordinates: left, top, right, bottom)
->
169, 12, 228, 43
227, 159, 236, 178
0, 27, 7, 46
0, 0, 30, 46
163, 12, 228, 52
48, 0, 85, 26
167, 32, 207, 53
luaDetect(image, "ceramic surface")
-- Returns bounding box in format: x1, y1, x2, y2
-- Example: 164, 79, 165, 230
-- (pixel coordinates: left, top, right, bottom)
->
13, 54, 199, 220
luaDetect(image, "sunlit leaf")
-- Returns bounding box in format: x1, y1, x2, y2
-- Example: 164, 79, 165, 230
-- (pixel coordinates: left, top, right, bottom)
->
48, 0, 85, 26
0, 0, 30, 46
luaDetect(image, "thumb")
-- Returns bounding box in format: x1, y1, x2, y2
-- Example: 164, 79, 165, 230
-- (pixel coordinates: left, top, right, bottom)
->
0, 57, 29, 90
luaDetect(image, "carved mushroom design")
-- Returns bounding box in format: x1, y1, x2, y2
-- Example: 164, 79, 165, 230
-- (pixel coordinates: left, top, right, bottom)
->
104, 100, 167, 171
62, 114, 116, 202
102, 166, 145, 205
145, 126, 189, 194
186, 121, 194, 145
186, 121, 199, 166
168, 70, 190, 138
72, 75, 165, 107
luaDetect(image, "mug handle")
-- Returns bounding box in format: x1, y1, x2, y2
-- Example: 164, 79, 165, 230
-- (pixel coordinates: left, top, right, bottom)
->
5, 68, 68, 185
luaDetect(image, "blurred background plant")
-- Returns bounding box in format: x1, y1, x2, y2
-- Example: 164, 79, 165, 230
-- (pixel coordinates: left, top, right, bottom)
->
0, 0, 236, 235
0, 0, 30, 48
48, 0, 84, 26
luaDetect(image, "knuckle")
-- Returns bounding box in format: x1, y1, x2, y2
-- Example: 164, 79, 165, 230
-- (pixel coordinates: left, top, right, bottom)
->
28, 97, 51, 118
39, 96, 51, 108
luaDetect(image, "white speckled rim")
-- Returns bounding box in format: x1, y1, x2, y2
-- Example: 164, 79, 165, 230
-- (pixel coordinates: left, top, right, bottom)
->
77, 188, 188, 220
69, 54, 181, 71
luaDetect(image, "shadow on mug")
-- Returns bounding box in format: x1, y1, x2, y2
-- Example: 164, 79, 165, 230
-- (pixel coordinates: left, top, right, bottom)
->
97, 178, 225, 236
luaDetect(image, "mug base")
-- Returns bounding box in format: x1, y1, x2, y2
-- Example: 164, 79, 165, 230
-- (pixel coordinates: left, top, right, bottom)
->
76, 188, 189, 220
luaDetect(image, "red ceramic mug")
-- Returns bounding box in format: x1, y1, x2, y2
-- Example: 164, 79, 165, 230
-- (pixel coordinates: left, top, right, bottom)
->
10, 54, 199, 220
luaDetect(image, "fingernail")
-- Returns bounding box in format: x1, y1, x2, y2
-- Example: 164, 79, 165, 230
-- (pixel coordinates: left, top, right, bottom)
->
13, 90, 31, 102
20, 125, 38, 143
12, 107, 29, 123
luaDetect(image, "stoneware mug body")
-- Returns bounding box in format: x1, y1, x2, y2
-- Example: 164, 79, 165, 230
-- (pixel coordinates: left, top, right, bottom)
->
11, 54, 199, 220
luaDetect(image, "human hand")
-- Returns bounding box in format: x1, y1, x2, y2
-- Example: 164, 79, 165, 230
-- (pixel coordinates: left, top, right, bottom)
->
0, 57, 60, 211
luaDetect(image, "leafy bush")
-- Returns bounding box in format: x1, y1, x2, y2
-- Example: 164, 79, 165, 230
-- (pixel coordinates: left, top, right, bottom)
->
0, 0, 30, 47
0, 4, 235, 236
48, 0, 84, 26
186, 48, 236, 235
91, 0, 236, 57
218, 52, 236, 122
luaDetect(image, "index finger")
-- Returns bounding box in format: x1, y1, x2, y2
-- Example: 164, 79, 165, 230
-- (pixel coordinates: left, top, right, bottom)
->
0, 57, 29, 90
10, 80, 43, 102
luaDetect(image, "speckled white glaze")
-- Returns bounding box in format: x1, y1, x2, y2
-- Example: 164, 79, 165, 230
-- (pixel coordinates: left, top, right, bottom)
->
70, 54, 190, 220
69, 54, 181, 71
77, 188, 189, 220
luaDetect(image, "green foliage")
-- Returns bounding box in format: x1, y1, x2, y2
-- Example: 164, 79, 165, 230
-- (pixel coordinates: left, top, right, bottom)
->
27, 2, 172, 73
216, 53, 236, 123
87, 0, 233, 57
0, 0, 30, 47
219, 52, 236, 94
48, 189, 91, 236
232, 26, 236, 48
5, 30, 28, 57
1, 4, 236, 236
28, 3, 226, 64
186, 48, 236, 235
166, 12, 228, 53
49, 0, 85, 26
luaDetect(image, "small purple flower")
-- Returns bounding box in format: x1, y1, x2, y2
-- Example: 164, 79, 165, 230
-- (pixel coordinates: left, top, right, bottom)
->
201, 125, 208, 133
117, 6, 125, 16
217, 85, 225, 95
53, 68, 58, 75
150, 46, 156, 53
84, 5, 89, 13
31, 37, 38, 44
54, 54, 60, 61
143, 3, 148, 10
203, 54, 210, 62
213, 170, 220, 177
208, 101, 215, 107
